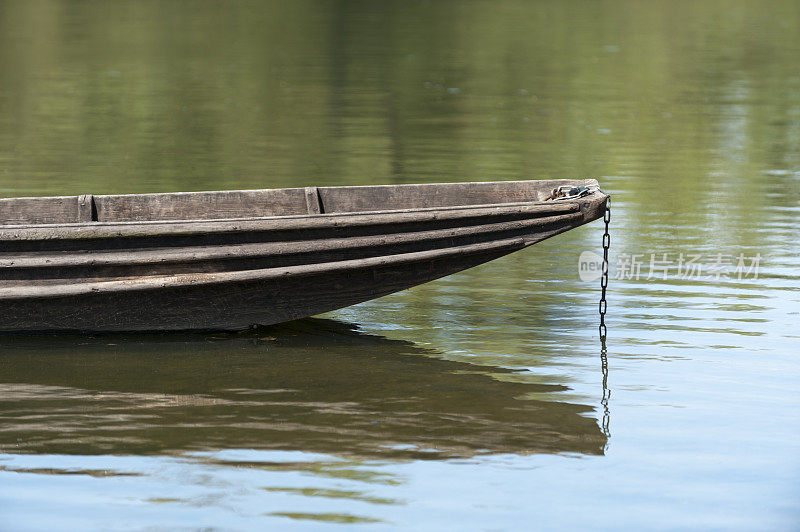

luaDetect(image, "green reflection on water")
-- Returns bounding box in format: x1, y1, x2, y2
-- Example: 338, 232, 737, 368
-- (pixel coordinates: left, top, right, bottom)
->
264, 487, 398, 505
267, 512, 382, 524
0, 319, 605, 458
1, 0, 797, 199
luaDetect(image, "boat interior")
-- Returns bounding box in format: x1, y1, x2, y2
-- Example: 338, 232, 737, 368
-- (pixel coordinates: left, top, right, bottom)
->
0, 179, 595, 226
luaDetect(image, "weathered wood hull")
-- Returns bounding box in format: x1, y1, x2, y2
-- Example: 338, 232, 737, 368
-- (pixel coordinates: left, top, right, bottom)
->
0, 179, 607, 331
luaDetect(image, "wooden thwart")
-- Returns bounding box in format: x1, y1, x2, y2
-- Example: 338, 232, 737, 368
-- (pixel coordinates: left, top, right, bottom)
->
304, 186, 323, 215
77, 195, 96, 222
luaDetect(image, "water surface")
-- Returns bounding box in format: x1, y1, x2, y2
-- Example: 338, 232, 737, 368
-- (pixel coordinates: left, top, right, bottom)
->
1, 0, 799, 529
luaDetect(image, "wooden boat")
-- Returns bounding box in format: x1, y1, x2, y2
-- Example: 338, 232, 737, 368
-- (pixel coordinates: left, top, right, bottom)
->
0, 179, 608, 332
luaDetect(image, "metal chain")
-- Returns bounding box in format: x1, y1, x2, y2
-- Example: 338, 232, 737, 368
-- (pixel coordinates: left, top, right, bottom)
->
599, 199, 610, 342
599, 198, 611, 443
600, 340, 610, 440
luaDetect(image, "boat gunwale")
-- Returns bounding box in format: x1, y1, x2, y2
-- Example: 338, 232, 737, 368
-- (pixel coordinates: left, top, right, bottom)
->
0, 178, 603, 233
0, 198, 599, 240
0, 178, 598, 204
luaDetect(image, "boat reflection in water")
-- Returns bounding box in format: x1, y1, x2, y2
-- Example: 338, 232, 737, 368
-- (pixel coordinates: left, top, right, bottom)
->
0, 319, 606, 459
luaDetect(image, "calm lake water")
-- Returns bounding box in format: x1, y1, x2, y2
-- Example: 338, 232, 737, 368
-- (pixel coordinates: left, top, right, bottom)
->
1, 0, 799, 529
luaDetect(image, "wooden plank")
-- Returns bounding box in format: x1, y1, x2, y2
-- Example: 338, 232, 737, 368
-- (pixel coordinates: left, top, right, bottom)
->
94, 188, 308, 222
0, 236, 527, 300
316, 180, 590, 214
0, 213, 579, 272
0, 196, 79, 225
0, 244, 520, 332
